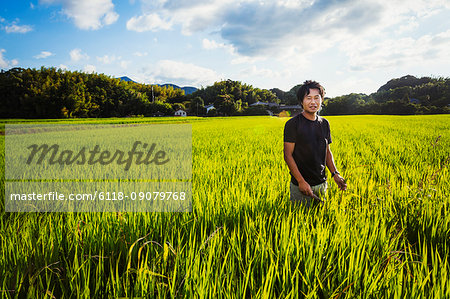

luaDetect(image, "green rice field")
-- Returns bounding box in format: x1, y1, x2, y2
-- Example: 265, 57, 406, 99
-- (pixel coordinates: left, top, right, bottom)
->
1, 115, 449, 298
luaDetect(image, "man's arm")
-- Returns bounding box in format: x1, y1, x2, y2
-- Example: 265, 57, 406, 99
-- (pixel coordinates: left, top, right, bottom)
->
283, 142, 314, 197
326, 144, 347, 190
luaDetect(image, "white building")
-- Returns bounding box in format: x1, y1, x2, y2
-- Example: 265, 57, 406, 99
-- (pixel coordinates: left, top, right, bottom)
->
174, 109, 187, 117
205, 104, 215, 113
250, 101, 279, 107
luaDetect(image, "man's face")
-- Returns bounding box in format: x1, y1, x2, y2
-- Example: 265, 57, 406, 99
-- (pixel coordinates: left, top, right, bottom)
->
302, 88, 322, 114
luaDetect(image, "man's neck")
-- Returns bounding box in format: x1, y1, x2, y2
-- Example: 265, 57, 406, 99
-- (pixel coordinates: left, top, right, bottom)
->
302, 111, 317, 121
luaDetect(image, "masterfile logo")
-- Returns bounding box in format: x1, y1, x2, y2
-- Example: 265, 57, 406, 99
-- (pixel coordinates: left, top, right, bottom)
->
26, 141, 170, 170
6, 124, 191, 180
5, 123, 192, 212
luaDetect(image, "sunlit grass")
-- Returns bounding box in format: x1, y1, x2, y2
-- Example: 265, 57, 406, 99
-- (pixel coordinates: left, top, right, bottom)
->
0, 115, 449, 298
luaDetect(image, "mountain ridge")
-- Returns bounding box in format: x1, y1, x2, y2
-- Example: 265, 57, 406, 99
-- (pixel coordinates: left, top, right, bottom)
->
119, 76, 197, 95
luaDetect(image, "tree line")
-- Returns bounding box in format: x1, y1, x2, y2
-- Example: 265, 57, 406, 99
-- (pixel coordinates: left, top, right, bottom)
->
322, 75, 450, 115
0, 67, 279, 118
0, 67, 185, 118
0, 68, 448, 118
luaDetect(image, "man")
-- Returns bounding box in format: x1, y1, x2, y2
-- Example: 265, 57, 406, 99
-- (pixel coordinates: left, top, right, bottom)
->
283, 80, 347, 206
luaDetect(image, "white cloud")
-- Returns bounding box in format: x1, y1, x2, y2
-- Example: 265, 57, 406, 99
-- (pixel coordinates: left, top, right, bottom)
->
96, 54, 119, 64
341, 29, 450, 71
0, 18, 33, 33
230, 55, 265, 65
83, 64, 96, 73
96, 55, 130, 69
34, 51, 54, 59
103, 10, 119, 25
0, 49, 9, 68
0, 49, 18, 68
41, 0, 119, 30
202, 38, 235, 54
58, 64, 68, 70
70, 48, 89, 62
126, 13, 171, 32
202, 38, 223, 50
329, 76, 379, 97
120, 60, 130, 69
133, 51, 148, 57
4, 24, 33, 33
239, 65, 281, 79
143, 60, 220, 86
129, 0, 450, 59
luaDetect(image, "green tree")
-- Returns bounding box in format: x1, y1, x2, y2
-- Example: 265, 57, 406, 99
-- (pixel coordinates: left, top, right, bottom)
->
189, 96, 206, 116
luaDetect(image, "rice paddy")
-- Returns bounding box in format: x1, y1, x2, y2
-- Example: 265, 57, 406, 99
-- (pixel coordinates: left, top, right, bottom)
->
0, 115, 449, 298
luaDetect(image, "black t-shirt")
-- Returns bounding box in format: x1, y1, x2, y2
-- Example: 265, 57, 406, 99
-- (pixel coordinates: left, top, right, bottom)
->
283, 113, 332, 186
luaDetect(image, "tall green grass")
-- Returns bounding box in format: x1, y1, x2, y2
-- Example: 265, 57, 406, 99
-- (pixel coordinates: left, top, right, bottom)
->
0, 115, 449, 298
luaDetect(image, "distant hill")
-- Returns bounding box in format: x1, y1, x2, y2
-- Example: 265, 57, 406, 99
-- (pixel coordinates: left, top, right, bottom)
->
181, 86, 198, 95
119, 76, 136, 83
159, 83, 197, 95
118, 77, 197, 95
377, 75, 434, 92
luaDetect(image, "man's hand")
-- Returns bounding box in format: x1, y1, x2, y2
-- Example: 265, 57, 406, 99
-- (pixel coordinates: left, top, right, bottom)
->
334, 174, 347, 191
298, 180, 314, 197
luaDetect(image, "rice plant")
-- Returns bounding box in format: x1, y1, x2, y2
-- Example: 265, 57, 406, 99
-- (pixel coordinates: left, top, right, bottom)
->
0, 115, 449, 298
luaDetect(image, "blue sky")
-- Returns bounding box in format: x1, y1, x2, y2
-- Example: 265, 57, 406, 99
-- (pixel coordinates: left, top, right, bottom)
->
1, 0, 450, 97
